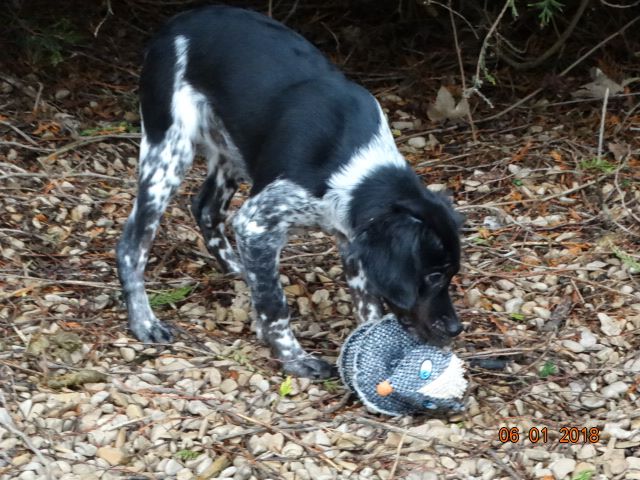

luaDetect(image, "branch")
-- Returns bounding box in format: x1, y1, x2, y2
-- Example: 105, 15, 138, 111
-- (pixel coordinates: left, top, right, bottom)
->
499, 0, 590, 70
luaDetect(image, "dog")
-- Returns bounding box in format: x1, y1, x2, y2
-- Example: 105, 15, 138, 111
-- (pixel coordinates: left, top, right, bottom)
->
116, 5, 463, 379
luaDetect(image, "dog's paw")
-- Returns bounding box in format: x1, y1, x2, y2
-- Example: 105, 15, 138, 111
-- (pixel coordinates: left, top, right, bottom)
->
283, 356, 337, 379
129, 317, 173, 344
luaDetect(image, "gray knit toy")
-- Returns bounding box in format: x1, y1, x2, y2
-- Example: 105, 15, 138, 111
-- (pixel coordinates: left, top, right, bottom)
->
338, 314, 467, 416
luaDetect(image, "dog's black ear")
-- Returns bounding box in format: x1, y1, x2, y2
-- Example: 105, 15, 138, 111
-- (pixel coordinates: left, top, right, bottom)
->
347, 217, 420, 310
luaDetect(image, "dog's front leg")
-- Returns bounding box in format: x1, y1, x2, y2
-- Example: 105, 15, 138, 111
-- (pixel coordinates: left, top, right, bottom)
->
337, 236, 384, 324
233, 182, 336, 379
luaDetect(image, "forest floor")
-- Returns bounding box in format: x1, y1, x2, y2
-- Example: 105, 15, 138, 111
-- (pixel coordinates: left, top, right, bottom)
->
1, 4, 640, 480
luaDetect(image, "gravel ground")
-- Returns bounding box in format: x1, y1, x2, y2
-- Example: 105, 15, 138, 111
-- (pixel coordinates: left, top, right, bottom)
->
1, 48, 640, 480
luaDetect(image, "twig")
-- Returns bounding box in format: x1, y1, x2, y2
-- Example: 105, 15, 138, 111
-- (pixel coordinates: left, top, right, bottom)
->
0, 141, 55, 153
473, 0, 512, 90
484, 450, 523, 480
499, 0, 590, 70
0, 120, 40, 146
93, 0, 113, 37
479, 14, 640, 123
0, 392, 52, 480
597, 87, 610, 160
42, 133, 142, 161
387, 431, 407, 480
448, 0, 477, 141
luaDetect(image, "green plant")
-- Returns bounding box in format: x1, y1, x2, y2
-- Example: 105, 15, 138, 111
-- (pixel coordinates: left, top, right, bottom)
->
579, 157, 617, 174
176, 449, 200, 461
22, 18, 84, 66
611, 246, 640, 272
148, 285, 193, 307
279, 376, 293, 397
539, 360, 557, 378
529, 0, 565, 27
510, 313, 525, 321
572, 470, 594, 480
323, 378, 340, 394
80, 121, 140, 136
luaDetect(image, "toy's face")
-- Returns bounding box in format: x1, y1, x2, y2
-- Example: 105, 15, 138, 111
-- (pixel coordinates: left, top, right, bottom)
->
376, 348, 467, 411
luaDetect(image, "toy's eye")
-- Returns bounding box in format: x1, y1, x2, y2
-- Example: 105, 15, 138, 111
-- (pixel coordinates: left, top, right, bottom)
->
419, 360, 433, 380
423, 400, 438, 410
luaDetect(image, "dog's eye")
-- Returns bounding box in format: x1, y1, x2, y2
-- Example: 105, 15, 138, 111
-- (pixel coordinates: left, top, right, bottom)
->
425, 272, 444, 285
419, 360, 432, 380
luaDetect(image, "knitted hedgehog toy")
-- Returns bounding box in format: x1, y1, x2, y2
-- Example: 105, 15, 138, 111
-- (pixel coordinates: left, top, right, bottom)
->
338, 314, 467, 416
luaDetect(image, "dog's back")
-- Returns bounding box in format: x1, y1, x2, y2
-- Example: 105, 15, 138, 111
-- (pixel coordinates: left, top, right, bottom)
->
141, 5, 380, 195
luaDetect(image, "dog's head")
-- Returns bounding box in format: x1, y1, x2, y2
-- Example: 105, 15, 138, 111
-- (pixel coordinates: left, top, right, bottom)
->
348, 185, 463, 345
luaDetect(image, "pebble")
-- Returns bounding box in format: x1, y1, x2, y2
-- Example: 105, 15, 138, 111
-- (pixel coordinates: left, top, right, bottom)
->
164, 459, 182, 475
602, 381, 628, 398
579, 330, 598, 348
562, 340, 585, 353
576, 444, 596, 459
120, 347, 136, 362
408, 136, 426, 148
598, 312, 623, 336
219, 378, 238, 394
550, 457, 576, 479
504, 298, 524, 314
96, 446, 126, 466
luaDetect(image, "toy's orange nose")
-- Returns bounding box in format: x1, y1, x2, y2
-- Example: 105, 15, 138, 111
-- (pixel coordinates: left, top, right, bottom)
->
376, 380, 393, 397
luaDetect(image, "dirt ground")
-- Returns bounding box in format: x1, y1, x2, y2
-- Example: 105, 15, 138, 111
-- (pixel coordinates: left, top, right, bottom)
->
1, 2, 639, 480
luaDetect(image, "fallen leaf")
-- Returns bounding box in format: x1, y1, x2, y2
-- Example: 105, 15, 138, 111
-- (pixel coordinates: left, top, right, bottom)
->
47, 369, 107, 389
427, 86, 470, 123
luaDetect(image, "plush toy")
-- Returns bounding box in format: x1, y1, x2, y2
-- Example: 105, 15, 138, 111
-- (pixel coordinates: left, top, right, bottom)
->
338, 314, 467, 416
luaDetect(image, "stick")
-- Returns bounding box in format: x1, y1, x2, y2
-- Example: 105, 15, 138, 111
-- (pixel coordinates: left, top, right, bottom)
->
597, 87, 610, 160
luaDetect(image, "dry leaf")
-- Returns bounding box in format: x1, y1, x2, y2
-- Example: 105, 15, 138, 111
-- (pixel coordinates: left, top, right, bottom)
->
572, 68, 624, 98
427, 86, 470, 123
47, 369, 108, 389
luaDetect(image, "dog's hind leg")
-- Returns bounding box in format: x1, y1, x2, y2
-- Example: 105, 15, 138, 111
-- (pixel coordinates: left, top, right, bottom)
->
116, 129, 195, 343
191, 154, 243, 275
233, 180, 335, 379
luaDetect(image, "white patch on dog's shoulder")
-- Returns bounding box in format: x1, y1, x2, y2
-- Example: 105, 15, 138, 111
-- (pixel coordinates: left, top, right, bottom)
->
323, 102, 406, 234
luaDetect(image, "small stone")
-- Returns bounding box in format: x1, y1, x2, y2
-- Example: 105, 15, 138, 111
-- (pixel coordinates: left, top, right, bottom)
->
282, 442, 304, 458
96, 446, 126, 466
577, 444, 596, 459
311, 289, 330, 304
219, 378, 238, 394
504, 298, 524, 314
126, 404, 144, 419
602, 381, 628, 399
610, 457, 628, 475
408, 136, 427, 148
562, 340, 585, 353
550, 458, 576, 479
598, 312, 623, 336
391, 121, 414, 130
120, 347, 136, 362
55, 89, 71, 100
581, 394, 606, 409
441, 457, 457, 469
532, 306, 551, 319
164, 459, 182, 476
497, 279, 515, 291
524, 448, 550, 461
579, 330, 598, 349
465, 288, 483, 308
532, 282, 548, 291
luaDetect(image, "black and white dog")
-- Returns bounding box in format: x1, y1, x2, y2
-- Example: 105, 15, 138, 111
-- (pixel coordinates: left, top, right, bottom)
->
117, 6, 463, 378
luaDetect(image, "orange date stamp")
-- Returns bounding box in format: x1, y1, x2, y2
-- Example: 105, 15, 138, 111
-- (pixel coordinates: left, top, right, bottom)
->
498, 426, 600, 444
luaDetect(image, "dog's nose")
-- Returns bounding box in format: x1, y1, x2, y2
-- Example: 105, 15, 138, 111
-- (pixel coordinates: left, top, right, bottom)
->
445, 318, 463, 337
